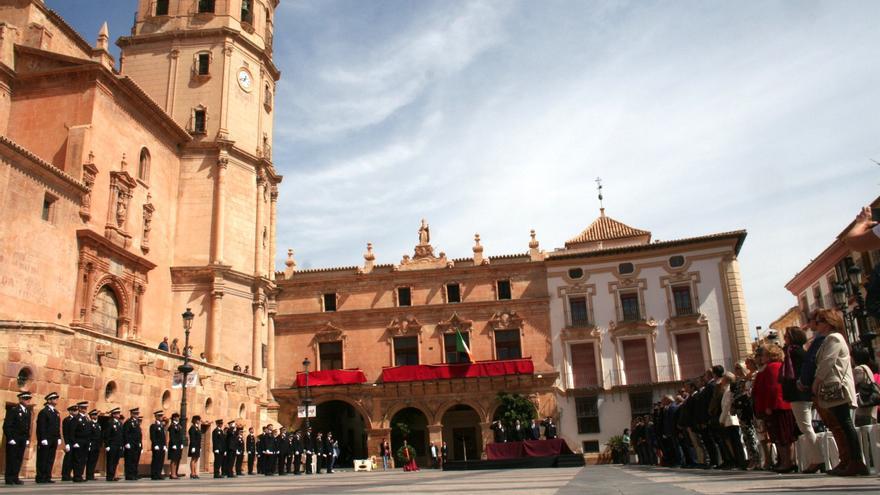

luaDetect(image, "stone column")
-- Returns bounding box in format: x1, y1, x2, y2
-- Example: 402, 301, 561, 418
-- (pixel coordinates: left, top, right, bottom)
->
165, 48, 179, 114
219, 44, 233, 138
720, 255, 751, 362
251, 298, 263, 378
207, 291, 223, 364
253, 173, 265, 277
212, 155, 228, 264
367, 428, 392, 468
478, 422, 493, 460
268, 185, 278, 280
267, 304, 276, 391
427, 424, 443, 453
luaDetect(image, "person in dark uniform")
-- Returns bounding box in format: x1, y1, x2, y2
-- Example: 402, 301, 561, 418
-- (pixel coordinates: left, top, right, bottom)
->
224, 420, 238, 477
3, 391, 32, 485
167, 412, 184, 479
285, 430, 295, 474
71, 401, 90, 482
542, 417, 557, 440
246, 427, 257, 475
303, 428, 314, 474
188, 416, 202, 479
261, 424, 276, 475
85, 409, 102, 480
491, 421, 507, 443
35, 392, 61, 484
528, 419, 541, 440
211, 419, 226, 478
441, 441, 448, 466
104, 407, 123, 482
235, 425, 245, 476
149, 411, 166, 480
61, 404, 77, 481
123, 408, 142, 480
512, 419, 525, 441
255, 426, 265, 474
275, 426, 288, 475
292, 430, 303, 475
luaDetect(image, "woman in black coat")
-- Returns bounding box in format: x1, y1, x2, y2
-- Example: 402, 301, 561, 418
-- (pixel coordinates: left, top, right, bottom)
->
781, 327, 822, 473
188, 416, 202, 479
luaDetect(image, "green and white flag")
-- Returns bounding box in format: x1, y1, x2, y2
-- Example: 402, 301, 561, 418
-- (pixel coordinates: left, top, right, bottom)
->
455, 329, 474, 363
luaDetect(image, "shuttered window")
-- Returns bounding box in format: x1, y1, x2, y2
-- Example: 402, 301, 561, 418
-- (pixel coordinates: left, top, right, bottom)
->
622, 339, 651, 385
570, 342, 598, 388
675, 332, 704, 380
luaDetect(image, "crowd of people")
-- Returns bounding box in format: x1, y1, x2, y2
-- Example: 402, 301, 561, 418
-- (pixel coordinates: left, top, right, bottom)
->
616, 308, 880, 477
490, 417, 558, 442
2, 393, 341, 486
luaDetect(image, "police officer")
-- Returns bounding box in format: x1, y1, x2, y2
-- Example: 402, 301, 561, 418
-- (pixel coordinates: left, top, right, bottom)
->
104, 407, 123, 481
71, 401, 90, 482
3, 391, 32, 485
314, 432, 325, 474
211, 419, 226, 479
235, 425, 245, 476
188, 416, 202, 479
61, 404, 77, 481
261, 424, 275, 475
123, 408, 142, 480
35, 392, 61, 484
224, 420, 238, 477
246, 427, 257, 475
85, 409, 102, 480
167, 412, 184, 479
303, 427, 315, 474
275, 426, 288, 475
149, 411, 166, 480
292, 430, 303, 475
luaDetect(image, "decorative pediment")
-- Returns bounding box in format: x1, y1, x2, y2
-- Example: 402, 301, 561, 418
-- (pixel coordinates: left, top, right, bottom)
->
560, 326, 602, 341
664, 313, 709, 331
313, 322, 345, 343
436, 312, 473, 333
387, 316, 423, 337
396, 219, 454, 271
608, 317, 658, 340
488, 310, 523, 330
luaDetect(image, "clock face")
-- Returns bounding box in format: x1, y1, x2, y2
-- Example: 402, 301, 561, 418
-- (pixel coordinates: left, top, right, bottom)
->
237, 69, 252, 91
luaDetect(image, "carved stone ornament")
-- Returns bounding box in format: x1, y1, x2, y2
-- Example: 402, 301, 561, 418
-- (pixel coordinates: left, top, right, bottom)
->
560, 326, 602, 341
105, 165, 137, 249
609, 317, 658, 340
313, 322, 345, 343
141, 194, 154, 254
397, 219, 452, 271
665, 313, 709, 331
79, 157, 98, 221
386, 316, 423, 338
436, 312, 473, 333
488, 310, 523, 331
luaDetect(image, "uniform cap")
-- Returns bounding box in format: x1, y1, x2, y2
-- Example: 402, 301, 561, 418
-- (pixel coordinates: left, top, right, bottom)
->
76, 401, 88, 408
129, 407, 140, 414
88, 409, 98, 416
153, 410, 164, 417
67, 405, 78, 412
45, 392, 59, 401
192, 415, 201, 422
215, 419, 224, 424
171, 412, 180, 419
109, 407, 121, 414
17, 391, 32, 400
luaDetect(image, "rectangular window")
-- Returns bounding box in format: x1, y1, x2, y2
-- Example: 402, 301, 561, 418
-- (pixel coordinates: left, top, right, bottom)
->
496, 280, 512, 300
570, 342, 598, 388
393, 336, 419, 366
319, 341, 343, 371
799, 294, 809, 321
568, 296, 589, 327
446, 283, 461, 303
582, 440, 600, 453
41, 193, 56, 223
622, 339, 651, 385
629, 391, 654, 419
675, 332, 704, 379
494, 329, 521, 360
619, 292, 640, 321
575, 396, 600, 434
241, 0, 254, 24
443, 332, 470, 364
672, 285, 694, 316
155, 0, 169, 15
813, 285, 824, 309
198, 0, 215, 13
193, 109, 206, 133
322, 293, 337, 312
397, 287, 412, 307
197, 53, 210, 75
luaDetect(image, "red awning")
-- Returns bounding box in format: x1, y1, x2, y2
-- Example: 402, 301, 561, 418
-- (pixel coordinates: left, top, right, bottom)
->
381, 358, 534, 383
295, 369, 367, 387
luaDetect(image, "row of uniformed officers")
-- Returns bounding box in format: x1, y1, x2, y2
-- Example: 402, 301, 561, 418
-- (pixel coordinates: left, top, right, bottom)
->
3, 391, 339, 486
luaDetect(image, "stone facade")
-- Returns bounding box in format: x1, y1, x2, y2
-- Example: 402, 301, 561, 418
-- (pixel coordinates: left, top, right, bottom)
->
0, 0, 280, 477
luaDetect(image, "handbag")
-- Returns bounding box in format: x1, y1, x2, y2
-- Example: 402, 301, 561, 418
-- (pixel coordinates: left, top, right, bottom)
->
856, 364, 880, 408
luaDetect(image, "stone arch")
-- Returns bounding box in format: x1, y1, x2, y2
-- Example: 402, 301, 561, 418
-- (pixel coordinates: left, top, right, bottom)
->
382, 401, 431, 429
16, 366, 35, 389
91, 275, 130, 318
434, 399, 488, 424
313, 395, 372, 428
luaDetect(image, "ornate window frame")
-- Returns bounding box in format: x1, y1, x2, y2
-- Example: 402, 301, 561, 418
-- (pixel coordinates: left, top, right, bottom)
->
557, 281, 597, 329
436, 312, 473, 363
664, 315, 711, 381
609, 277, 648, 325
561, 328, 604, 390
488, 311, 524, 361
659, 271, 701, 319
613, 334, 658, 386
387, 316, 422, 366
312, 322, 346, 370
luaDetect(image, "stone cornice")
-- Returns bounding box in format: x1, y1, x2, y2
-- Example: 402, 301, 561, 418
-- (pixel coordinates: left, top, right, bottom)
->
77, 229, 158, 272
0, 135, 88, 195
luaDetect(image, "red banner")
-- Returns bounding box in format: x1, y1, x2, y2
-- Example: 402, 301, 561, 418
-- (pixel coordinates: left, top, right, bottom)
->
295, 369, 367, 387
381, 358, 534, 383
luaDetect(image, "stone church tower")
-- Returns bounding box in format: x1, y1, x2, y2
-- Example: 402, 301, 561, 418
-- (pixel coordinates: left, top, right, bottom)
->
118, 0, 282, 392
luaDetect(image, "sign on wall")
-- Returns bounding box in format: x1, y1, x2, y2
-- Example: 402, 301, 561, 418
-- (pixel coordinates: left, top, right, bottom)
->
297, 405, 316, 418
172, 371, 199, 389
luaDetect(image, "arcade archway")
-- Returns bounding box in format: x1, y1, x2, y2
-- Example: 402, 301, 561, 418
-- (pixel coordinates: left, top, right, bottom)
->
390, 407, 429, 467
442, 404, 481, 461
310, 400, 367, 467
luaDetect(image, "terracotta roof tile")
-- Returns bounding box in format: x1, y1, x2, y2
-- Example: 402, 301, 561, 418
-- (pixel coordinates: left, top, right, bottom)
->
565, 212, 651, 248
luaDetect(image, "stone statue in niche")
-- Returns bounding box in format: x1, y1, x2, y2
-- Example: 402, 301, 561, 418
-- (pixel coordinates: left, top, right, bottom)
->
418, 218, 430, 244
116, 189, 129, 227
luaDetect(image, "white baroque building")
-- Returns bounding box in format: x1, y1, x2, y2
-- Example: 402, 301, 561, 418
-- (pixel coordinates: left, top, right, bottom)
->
545, 210, 751, 454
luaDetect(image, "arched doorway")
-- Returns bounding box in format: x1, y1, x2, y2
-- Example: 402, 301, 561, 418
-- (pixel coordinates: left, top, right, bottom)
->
310, 400, 367, 467
442, 404, 481, 461
389, 407, 429, 467
93, 286, 120, 336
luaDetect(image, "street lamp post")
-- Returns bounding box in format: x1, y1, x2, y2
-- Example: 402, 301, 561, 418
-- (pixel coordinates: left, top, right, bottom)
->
302, 357, 312, 431
179, 308, 195, 447
832, 265, 876, 360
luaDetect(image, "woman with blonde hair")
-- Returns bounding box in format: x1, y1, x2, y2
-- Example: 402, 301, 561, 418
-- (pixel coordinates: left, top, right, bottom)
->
810, 308, 868, 476
752, 343, 798, 473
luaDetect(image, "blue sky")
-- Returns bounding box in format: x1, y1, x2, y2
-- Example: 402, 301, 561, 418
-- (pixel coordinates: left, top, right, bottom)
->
46, 1, 880, 333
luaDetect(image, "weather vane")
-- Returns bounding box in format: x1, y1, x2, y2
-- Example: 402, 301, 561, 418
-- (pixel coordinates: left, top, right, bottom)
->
595, 177, 604, 214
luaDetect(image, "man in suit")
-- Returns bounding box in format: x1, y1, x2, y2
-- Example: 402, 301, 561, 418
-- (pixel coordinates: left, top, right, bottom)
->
85, 409, 102, 480
246, 427, 257, 475
71, 401, 90, 482
104, 407, 124, 481
61, 404, 77, 481
491, 421, 506, 443
3, 391, 32, 485
123, 408, 142, 480
529, 419, 541, 440
211, 419, 226, 479
542, 417, 557, 440
149, 411, 167, 480
440, 441, 448, 466
35, 392, 61, 483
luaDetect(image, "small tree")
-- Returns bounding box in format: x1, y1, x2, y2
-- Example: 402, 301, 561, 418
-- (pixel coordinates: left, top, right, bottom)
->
494, 392, 537, 430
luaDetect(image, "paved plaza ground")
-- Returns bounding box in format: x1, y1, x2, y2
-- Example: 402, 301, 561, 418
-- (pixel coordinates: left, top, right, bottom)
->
6, 465, 880, 494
